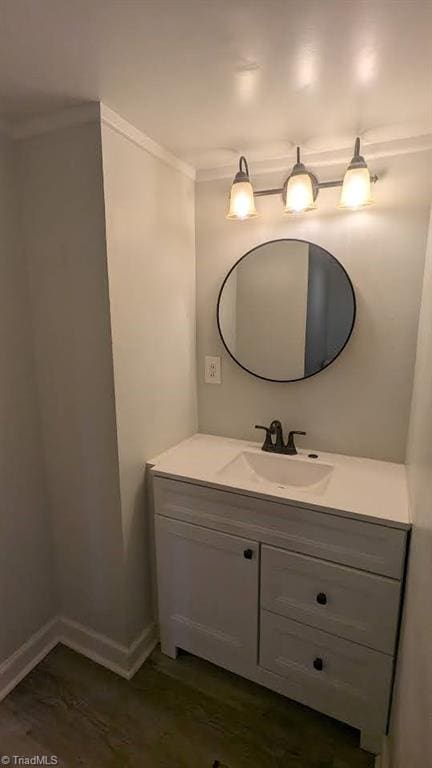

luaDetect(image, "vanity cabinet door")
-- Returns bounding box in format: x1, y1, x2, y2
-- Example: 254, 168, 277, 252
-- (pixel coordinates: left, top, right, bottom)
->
155, 515, 259, 674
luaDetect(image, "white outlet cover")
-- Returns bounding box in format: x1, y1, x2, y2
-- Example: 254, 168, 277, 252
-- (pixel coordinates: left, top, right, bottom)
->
205, 355, 221, 384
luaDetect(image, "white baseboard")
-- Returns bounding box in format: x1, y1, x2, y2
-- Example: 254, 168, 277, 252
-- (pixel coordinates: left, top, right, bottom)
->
0, 618, 59, 702
0, 616, 158, 702
375, 736, 390, 768
57, 616, 158, 679
126, 623, 159, 679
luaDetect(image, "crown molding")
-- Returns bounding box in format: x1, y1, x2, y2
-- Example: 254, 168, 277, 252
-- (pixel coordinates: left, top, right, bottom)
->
196, 132, 432, 182
4, 104, 430, 185
2, 101, 195, 180
8, 103, 101, 140
100, 103, 196, 181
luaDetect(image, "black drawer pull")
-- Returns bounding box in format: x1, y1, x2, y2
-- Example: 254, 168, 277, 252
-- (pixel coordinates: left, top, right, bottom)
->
313, 657, 324, 671
243, 548, 254, 560
316, 592, 327, 605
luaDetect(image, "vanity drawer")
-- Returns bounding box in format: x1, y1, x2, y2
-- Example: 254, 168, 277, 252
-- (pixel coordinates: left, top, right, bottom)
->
153, 477, 407, 578
260, 610, 393, 730
261, 545, 401, 653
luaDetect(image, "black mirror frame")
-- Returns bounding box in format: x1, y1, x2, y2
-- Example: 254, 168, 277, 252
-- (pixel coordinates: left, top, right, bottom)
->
216, 238, 357, 383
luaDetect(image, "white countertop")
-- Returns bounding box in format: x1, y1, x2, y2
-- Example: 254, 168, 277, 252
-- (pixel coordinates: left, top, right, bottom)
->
149, 433, 411, 530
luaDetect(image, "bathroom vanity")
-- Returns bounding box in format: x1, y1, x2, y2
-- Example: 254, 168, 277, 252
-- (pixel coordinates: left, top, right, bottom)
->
150, 434, 410, 754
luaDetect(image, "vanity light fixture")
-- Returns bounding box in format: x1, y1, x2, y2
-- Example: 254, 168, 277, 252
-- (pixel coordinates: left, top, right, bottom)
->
339, 137, 373, 209
226, 137, 377, 219
226, 155, 257, 219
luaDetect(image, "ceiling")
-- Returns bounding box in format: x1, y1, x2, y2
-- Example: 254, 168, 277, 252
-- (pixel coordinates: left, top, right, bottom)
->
0, 0, 431, 170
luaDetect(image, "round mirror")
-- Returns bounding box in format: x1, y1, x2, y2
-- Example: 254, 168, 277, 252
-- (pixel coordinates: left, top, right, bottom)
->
217, 239, 356, 382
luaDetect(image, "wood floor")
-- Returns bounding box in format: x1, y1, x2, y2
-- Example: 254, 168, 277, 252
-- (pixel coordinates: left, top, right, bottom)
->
0, 644, 374, 767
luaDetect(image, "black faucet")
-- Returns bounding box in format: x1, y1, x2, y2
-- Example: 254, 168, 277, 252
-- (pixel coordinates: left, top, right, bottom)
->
255, 421, 306, 455
254, 420, 280, 452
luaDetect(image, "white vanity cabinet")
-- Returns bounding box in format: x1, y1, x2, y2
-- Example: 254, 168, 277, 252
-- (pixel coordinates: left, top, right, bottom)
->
153, 474, 409, 754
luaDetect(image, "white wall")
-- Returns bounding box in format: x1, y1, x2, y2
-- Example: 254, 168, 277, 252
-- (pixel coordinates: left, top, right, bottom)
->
101, 122, 197, 643
0, 133, 55, 662
196, 151, 432, 462
388, 206, 432, 768
19, 122, 127, 645
12, 110, 196, 657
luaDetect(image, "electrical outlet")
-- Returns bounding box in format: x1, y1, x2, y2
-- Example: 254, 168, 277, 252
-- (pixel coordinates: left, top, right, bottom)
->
205, 355, 221, 384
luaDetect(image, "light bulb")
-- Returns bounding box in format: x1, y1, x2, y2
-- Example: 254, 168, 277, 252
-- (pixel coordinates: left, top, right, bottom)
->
339, 166, 372, 209
284, 146, 316, 214
227, 180, 257, 219
285, 173, 316, 214
226, 156, 257, 220
339, 137, 373, 209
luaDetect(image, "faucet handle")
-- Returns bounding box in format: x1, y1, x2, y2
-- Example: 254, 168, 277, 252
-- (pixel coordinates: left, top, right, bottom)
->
285, 430, 306, 455
255, 424, 276, 452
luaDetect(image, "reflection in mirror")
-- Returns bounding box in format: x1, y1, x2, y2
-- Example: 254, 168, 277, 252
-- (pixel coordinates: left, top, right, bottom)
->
217, 239, 355, 382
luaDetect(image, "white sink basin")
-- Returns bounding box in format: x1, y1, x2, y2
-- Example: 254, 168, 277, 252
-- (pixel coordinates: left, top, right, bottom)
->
217, 451, 334, 493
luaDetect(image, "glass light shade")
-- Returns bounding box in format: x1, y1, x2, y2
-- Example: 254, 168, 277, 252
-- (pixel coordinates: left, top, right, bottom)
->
339, 166, 372, 209
226, 180, 257, 220
284, 173, 316, 213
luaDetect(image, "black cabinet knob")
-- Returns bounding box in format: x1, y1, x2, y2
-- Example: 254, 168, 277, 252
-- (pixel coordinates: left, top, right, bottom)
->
243, 548, 254, 560
313, 657, 324, 671
316, 592, 327, 605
